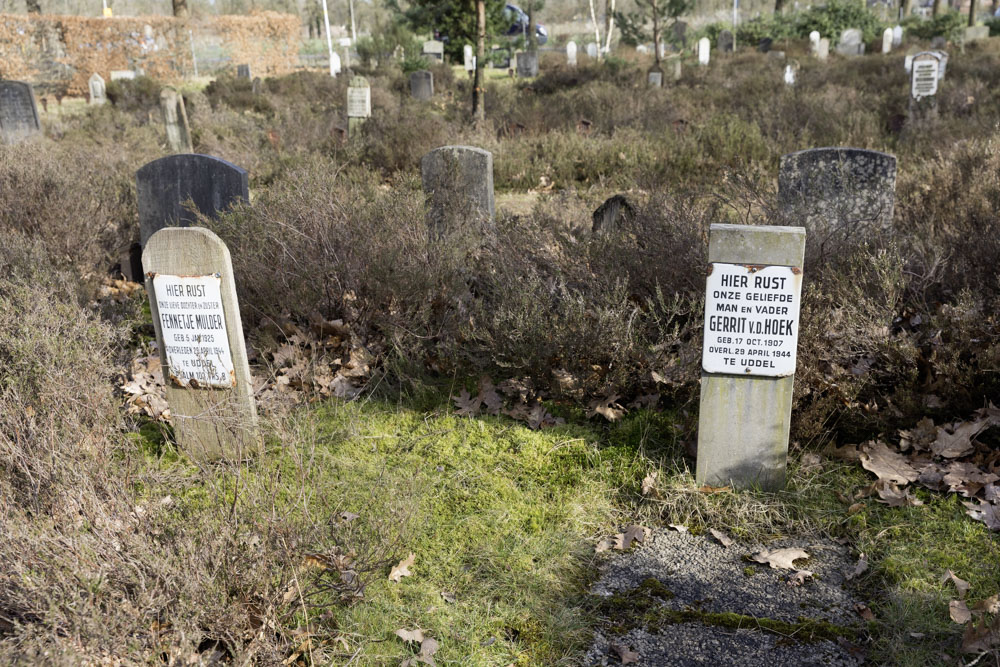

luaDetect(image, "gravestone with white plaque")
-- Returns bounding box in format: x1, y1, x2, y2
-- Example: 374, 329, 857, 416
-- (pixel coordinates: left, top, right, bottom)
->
236, 63, 251, 79
423, 40, 444, 62
698, 224, 805, 491
143, 227, 258, 460
347, 76, 371, 136
647, 66, 663, 88
909, 51, 941, 120
0, 80, 41, 144
89, 73, 107, 105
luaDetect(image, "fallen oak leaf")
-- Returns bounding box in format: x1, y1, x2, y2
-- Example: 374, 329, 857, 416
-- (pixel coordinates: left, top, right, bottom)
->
787, 569, 814, 586
941, 570, 970, 599
751, 547, 810, 570
950, 599, 973, 624
389, 553, 415, 583
875, 481, 924, 507
709, 529, 733, 548
855, 603, 875, 621
395, 628, 426, 643
611, 642, 640, 664
453, 389, 481, 417
620, 525, 649, 550
961, 614, 1000, 654
668, 524, 688, 533
845, 554, 868, 581
973, 594, 1000, 614
595, 536, 619, 553
860, 440, 919, 485
933, 418, 989, 459
964, 500, 1000, 531
587, 394, 627, 422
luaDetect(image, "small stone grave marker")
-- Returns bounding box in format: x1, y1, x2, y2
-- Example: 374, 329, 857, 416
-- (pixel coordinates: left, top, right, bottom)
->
836, 28, 864, 56
931, 35, 946, 49
910, 52, 939, 100
882, 27, 893, 54
421, 145, 495, 243
784, 61, 799, 85
672, 21, 688, 47
331, 51, 342, 76
160, 87, 192, 153
347, 76, 371, 136
758, 37, 773, 53
698, 37, 710, 65
110, 70, 136, 81
236, 63, 251, 79
933, 50, 948, 79
464, 44, 475, 72
717, 30, 734, 53
0, 80, 41, 144
136, 154, 249, 248
566, 41, 577, 66
252, 77, 262, 94
142, 227, 258, 460
586, 42, 599, 58
410, 70, 433, 100
892, 25, 903, 46
88, 73, 106, 105
817, 39, 830, 60
592, 194, 636, 234
778, 147, 897, 248
516, 50, 539, 77
670, 56, 682, 80
647, 66, 663, 88
965, 25, 989, 42
698, 224, 805, 491
809, 30, 820, 52
423, 39, 444, 62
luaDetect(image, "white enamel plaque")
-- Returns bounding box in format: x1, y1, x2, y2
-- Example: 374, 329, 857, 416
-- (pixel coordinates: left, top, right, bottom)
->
152, 274, 236, 388
911, 57, 939, 100
702, 263, 803, 377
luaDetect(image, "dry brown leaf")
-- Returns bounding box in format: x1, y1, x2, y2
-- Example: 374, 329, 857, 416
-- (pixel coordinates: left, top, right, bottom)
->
941, 570, 970, 599
453, 389, 480, 417
389, 553, 415, 583
846, 554, 868, 581
697, 485, 731, 494
965, 500, 1000, 531
611, 643, 640, 664
860, 440, 919, 485
668, 524, 688, 533
961, 614, 1000, 654
595, 536, 618, 553
641, 471, 659, 496
478, 376, 503, 416
751, 547, 810, 570
950, 599, 973, 624
787, 569, 813, 586
440, 591, 456, 604
933, 419, 987, 459
395, 628, 426, 643
898, 417, 937, 452
620, 525, 648, 550
846, 502, 865, 516
973, 595, 1000, 615
875, 481, 924, 507
587, 394, 626, 422
855, 603, 875, 621
709, 529, 733, 548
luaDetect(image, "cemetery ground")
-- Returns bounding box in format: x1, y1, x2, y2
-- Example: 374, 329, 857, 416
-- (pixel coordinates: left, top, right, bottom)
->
3, 43, 1000, 665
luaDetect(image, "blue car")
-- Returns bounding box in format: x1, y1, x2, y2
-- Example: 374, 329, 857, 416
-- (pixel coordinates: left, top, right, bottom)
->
504, 3, 548, 44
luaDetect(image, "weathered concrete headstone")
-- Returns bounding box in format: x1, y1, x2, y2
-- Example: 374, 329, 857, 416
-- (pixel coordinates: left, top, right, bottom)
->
965, 25, 989, 42
110, 70, 136, 81
697, 37, 710, 65
142, 227, 258, 460
882, 27, 893, 54
892, 25, 903, 46
236, 63, 251, 79
420, 145, 495, 242
516, 50, 539, 78
347, 75, 371, 136
817, 39, 830, 61
464, 44, 475, 72
586, 42, 599, 59
423, 39, 444, 62
809, 30, 820, 52
0, 80, 41, 144
592, 194, 636, 234
331, 51, 342, 76
252, 77, 262, 94
88, 73, 106, 105
409, 70, 434, 100
647, 66, 663, 88
778, 147, 897, 244
670, 56, 682, 81
836, 28, 864, 56
717, 30, 734, 53
697, 224, 805, 491
567, 40, 577, 66
767, 50, 786, 61
636, 44, 650, 54
931, 35, 947, 49
136, 154, 249, 248
933, 50, 948, 79
160, 87, 192, 153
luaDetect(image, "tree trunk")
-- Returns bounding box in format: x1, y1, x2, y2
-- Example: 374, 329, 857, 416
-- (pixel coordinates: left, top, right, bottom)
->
992, 0, 998, 19
172, 0, 189, 18
932, 0, 942, 17
604, 0, 616, 53
774, 0, 786, 13
473, 0, 486, 123
588, 0, 602, 59
902, 0, 914, 19
25, 0, 40, 12
528, 1, 537, 50
651, 0, 660, 64
968, 0, 977, 25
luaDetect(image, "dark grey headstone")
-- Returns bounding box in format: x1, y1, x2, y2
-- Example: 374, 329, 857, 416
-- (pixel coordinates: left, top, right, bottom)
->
236, 63, 251, 79
757, 37, 773, 53
717, 30, 734, 53
420, 145, 495, 241
136, 154, 249, 248
778, 147, 896, 245
0, 80, 41, 144
252, 77, 262, 94
592, 194, 636, 235
931, 36, 947, 49
672, 21, 688, 47
516, 51, 539, 78
409, 70, 434, 100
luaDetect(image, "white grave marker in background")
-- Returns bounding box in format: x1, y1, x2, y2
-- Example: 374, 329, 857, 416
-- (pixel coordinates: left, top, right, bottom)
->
698, 37, 710, 65
567, 41, 577, 66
